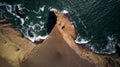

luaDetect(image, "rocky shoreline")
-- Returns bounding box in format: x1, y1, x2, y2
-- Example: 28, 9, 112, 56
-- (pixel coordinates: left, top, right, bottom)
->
0, 10, 120, 67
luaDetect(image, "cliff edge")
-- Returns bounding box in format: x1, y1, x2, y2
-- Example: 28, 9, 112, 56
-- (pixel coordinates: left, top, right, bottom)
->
0, 10, 120, 67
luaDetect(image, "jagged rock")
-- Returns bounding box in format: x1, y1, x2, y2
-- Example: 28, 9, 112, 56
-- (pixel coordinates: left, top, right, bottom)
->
15, 5, 24, 18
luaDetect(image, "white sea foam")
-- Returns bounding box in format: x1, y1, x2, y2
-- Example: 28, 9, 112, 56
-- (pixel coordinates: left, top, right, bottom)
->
50, 8, 69, 14
9, 12, 25, 25
25, 29, 48, 42
17, 4, 23, 10
1, 2, 49, 42
40, 5, 45, 12
61, 10, 69, 14
25, 16, 29, 21
36, 16, 42, 19
6, 4, 12, 13
75, 38, 89, 44
87, 43, 116, 54
50, 8, 59, 12
93, 49, 116, 54
3, 3, 25, 25
32, 5, 46, 14
25, 21, 47, 42
84, 35, 116, 54
26, 35, 48, 42
75, 34, 90, 44
107, 35, 115, 41
20, 18, 24, 25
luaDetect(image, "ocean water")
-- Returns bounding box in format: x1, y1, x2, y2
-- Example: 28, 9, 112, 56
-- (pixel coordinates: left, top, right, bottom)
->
0, 0, 120, 54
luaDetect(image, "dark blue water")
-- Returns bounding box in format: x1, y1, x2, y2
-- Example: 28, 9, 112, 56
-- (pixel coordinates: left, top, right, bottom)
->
0, 0, 120, 54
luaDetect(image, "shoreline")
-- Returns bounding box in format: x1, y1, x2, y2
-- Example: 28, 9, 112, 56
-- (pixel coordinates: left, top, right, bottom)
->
0, 10, 120, 67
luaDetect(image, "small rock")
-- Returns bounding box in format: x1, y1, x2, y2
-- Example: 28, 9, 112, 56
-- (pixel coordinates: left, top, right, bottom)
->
15, 5, 24, 18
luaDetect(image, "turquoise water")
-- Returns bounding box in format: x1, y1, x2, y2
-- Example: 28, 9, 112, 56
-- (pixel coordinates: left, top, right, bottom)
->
0, 0, 120, 54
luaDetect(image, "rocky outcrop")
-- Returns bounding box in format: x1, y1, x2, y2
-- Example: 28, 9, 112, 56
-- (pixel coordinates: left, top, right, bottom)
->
20, 10, 95, 67
0, 10, 120, 67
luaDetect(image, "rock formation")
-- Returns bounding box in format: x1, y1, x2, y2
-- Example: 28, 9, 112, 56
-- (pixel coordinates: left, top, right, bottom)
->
0, 10, 120, 67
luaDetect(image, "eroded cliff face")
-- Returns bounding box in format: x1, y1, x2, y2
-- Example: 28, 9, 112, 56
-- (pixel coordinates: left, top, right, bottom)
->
20, 10, 96, 67
0, 10, 120, 67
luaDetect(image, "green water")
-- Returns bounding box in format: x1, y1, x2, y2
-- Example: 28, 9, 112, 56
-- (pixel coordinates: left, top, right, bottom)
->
0, 0, 120, 54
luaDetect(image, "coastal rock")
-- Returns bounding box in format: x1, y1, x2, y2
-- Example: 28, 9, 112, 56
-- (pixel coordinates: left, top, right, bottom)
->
15, 5, 24, 18
21, 10, 95, 67
0, 10, 120, 67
